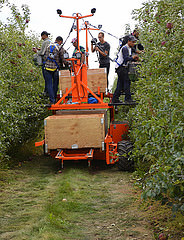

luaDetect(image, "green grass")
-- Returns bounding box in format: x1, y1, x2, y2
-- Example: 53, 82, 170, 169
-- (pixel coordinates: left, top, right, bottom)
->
0, 156, 154, 240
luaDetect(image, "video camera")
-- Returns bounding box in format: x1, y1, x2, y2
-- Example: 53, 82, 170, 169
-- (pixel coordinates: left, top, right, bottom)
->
91, 38, 97, 45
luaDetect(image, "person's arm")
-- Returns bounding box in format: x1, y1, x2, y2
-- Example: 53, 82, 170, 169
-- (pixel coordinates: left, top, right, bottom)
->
122, 47, 138, 64
80, 47, 85, 64
95, 46, 107, 57
59, 48, 68, 66
81, 53, 85, 64
37, 40, 48, 56
95, 42, 110, 57
91, 43, 96, 53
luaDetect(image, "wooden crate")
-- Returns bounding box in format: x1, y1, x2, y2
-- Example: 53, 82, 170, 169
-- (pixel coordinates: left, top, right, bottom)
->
59, 70, 71, 93
87, 68, 107, 93
59, 68, 107, 94
44, 111, 107, 152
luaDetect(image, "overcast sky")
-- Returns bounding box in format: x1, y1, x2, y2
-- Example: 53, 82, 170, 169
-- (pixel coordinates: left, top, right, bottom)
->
2, 0, 145, 87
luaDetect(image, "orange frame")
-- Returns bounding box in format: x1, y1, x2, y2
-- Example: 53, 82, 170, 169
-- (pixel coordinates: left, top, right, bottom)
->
35, 11, 128, 167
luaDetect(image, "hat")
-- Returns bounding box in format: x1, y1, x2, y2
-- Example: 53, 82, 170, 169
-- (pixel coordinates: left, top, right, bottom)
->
41, 31, 50, 36
71, 38, 77, 43
128, 35, 137, 42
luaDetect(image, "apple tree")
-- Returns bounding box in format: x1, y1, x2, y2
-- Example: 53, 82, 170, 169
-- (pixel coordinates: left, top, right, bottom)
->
0, 3, 49, 165
130, 0, 184, 211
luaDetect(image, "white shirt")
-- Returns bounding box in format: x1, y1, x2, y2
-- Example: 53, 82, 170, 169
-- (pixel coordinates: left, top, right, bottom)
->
115, 44, 132, 69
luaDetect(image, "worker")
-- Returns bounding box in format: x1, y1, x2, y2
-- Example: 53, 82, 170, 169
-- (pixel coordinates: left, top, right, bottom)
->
43, 43, 60, 105
33, 31, 51, 96
112, 35, 139, 104
55, 36, 69, 70
71, 38, 85, 64
54, 36, 69, 102
119, 29, 144, 54
91, 32, 110, 89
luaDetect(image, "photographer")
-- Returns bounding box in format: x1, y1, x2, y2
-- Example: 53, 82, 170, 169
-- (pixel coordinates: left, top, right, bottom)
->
91, 32, 110, 89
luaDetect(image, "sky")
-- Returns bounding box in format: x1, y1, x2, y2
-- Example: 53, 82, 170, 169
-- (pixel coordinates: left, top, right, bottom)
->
1, 0, 145, 88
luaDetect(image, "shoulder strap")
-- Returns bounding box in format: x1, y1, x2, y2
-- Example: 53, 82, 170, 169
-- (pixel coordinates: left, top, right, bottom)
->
50, 45, 55, 53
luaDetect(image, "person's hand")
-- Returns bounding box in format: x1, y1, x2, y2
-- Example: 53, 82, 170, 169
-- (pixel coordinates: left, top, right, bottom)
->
133, 55, 139, 61
32, 47, 37, 53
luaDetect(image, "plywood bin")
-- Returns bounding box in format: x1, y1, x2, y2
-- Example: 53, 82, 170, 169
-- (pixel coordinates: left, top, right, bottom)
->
87, 68, 107, 93
44, 111, 107, 152
59, 68, 107, 94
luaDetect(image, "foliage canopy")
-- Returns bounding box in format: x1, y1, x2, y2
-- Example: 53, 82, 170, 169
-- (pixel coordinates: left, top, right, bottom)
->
130, 0, 184, 211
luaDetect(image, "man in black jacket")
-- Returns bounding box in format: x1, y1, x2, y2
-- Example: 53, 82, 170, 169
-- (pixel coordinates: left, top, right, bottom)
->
119, 29, 144, 54
112, 35, 139, 104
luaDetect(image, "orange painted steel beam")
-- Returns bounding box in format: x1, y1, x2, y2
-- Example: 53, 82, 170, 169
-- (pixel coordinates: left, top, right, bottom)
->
55, 149, 94, 161
50, 103, 112, 110
35, 140, 45, 147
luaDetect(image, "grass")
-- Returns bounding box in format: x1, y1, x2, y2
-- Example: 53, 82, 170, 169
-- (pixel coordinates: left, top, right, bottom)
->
1, 154, 183, 239
0, 155, 154, 240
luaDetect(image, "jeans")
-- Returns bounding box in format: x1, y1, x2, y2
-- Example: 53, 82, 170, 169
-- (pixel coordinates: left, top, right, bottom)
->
43, 69, 59, 104
112, 66, 131, 102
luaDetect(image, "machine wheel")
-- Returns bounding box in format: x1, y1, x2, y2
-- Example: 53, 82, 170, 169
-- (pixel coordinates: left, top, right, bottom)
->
117, 140, 134, 171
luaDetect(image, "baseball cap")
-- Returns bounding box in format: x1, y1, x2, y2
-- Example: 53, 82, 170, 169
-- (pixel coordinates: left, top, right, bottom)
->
128, 35, 137, 42
71, 38, 77, 43
41, 31, 50, 36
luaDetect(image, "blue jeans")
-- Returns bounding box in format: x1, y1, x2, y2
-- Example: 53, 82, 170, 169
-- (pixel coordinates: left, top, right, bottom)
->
43, 69, 59, 104
112, 66, 131, 102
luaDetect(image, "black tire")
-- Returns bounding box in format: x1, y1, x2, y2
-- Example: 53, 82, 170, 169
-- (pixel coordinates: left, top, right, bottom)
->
117, 140, 134, 171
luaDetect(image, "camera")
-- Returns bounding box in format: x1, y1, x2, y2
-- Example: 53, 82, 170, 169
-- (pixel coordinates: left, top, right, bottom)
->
91, 38, 97, 45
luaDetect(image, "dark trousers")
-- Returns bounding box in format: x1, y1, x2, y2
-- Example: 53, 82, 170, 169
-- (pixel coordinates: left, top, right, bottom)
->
112, 66, 131, 102
100, 63, 110, 89
42, 65, 48, 93
44, 69, 59, 104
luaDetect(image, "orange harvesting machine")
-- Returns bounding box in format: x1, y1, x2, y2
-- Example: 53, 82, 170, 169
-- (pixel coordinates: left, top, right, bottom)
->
35, 9, 132, 170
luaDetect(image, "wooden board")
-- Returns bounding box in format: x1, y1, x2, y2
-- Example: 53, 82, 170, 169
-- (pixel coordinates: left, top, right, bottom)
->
59, 68, 107, 94
56, 109, 108, 136
59, 70, 71, 93
44, 112, 106, 151
87, 68, 107, 93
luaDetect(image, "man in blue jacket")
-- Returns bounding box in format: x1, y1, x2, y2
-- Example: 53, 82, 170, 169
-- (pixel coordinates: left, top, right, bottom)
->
112, 35, 139, 104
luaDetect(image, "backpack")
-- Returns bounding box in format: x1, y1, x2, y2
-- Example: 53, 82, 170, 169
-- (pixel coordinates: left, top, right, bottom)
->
33, 53, 43, 66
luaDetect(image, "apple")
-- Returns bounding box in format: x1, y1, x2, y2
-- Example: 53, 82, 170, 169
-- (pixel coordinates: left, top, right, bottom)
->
18, 43, 22, 47
157, 20, 161, 23
166, 22, 173, 29
9, 49, 13, 52
159, 233, 167, 240
17, 54, 22, 58
26, 19, 29, 23
161, 41, 166, 46
10, 60, 16, 65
